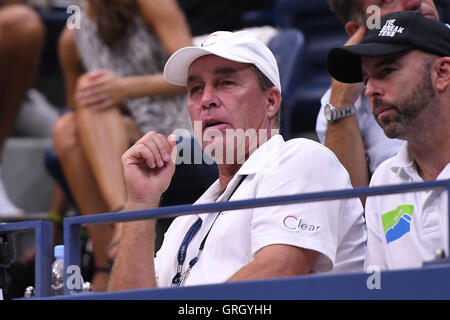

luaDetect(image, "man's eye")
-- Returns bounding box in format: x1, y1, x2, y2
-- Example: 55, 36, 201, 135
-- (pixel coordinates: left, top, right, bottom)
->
190, 86, 201, 94
381, 68, 395, 77
221, 80, 235, 86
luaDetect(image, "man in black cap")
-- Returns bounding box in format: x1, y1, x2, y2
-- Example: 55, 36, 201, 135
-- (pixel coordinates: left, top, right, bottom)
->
328, 11, 450, 270
317, 1, 441, 193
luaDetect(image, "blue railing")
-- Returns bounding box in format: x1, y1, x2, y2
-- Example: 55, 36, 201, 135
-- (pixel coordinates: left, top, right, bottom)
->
0, 220, 53, 297
58, 179, 450, 298
2, 179, 449, 298
46, 262, 450, 300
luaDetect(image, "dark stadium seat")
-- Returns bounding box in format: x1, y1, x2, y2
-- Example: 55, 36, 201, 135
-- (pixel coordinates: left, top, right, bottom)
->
37, 8, 69, 107
436, 0, 450, 24
44, 150, 78, 211
274, 0, 348, 136
267, 28, 306, 139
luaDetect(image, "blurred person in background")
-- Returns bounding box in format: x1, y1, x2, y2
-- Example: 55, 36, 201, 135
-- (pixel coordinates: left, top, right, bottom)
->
1, 0, 73, 299
0, 0, 66, 226
52, 0, 195, 291
0, 1, 46, 219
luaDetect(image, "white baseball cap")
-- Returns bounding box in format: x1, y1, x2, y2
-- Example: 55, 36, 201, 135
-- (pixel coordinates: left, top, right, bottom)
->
163, 30, 281, 92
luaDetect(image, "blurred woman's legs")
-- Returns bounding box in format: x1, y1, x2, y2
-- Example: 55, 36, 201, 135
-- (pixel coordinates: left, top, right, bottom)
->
0, 3, 44, 148
0, 4, 44, 217
53, 112, 115, 292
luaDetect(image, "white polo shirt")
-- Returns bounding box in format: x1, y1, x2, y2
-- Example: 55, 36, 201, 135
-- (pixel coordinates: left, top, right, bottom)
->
316, 88, 404, 173
154, 134, 366, 287
365, 142, 450, 270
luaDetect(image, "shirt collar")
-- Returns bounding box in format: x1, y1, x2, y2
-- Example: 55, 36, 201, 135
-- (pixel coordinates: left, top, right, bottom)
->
237, 134, 284, 175
194, 134, 284, 221
195, 175, 247, 221
390, 142, 450, 180
390, 142, 415, 175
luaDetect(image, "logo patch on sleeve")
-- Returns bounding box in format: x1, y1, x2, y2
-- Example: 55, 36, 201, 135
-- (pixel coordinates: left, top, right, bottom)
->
381, 205, 414, 244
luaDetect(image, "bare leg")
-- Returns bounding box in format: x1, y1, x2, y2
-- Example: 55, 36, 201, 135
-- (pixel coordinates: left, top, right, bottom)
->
0, 4, 44, 148
74, 75, 129, 211
74, 74, 143, 262
53, 113, 114, 291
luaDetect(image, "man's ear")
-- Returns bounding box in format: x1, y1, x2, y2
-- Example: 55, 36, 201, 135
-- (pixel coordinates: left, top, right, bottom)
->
345, 20, 361, 36
266, 87, 282, 120
433, 57, 450, 92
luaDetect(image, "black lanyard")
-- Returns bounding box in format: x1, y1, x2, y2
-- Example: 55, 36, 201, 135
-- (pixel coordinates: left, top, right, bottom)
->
171, 174, 248, 286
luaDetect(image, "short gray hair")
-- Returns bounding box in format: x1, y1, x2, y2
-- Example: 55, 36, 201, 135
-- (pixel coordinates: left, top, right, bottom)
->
249, 64, 281, 128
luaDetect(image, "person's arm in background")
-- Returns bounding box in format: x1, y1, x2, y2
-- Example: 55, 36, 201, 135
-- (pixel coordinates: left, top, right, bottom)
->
116, 0, 194, 98
322, 24, 369, 198
75, 0, 193, 110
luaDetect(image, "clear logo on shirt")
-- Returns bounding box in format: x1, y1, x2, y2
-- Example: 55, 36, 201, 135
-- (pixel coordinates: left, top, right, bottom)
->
282, 216, 321, 232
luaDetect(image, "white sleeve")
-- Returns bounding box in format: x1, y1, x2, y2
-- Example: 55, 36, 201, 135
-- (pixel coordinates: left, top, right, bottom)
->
364, 196, 389, 270
250, 140, 361, 272
315, 88, 332, 145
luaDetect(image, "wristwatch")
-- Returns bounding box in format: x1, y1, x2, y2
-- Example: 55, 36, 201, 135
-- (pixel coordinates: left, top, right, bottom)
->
324, 103, 356, 124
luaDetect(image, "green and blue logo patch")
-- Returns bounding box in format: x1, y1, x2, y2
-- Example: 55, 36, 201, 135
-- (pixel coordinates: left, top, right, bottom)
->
381, 205, 414, 244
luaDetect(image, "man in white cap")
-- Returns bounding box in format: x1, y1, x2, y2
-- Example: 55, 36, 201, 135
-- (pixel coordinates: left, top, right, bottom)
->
109, 31, 366, 291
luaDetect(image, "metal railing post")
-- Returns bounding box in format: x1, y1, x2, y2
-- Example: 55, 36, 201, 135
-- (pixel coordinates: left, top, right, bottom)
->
63, 220, 81, 295
0, 220, 52, 297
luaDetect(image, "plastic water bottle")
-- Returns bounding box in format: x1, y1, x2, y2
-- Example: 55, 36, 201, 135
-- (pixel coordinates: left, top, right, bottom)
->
24, 286, 35, 298
51, 245, 65, 296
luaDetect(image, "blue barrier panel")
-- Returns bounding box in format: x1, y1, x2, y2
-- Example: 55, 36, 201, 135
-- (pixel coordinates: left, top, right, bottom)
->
61, 179, 450, 298
0, 220, 52, 297
44, 263, 450, 300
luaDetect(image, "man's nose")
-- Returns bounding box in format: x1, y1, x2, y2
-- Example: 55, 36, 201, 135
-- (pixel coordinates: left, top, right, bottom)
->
201, 85, 220, 109
364, 78, 383, 98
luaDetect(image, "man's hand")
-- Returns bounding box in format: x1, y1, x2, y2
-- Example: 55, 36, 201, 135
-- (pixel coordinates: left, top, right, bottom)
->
330, 24, 368, 107
346, 23, 368, 46
121, 132, 178, 210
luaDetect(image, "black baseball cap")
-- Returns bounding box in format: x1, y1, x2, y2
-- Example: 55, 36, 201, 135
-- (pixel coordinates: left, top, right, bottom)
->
327, 11, 450, 83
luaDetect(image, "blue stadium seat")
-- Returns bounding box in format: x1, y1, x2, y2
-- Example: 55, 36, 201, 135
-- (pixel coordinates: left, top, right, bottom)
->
274, 0, 348, 137
44, 150, 78, 212
38, 8, 68, 74
267, 28, 306, 139
241, 0, 276, 27
36, 8, 69, 108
